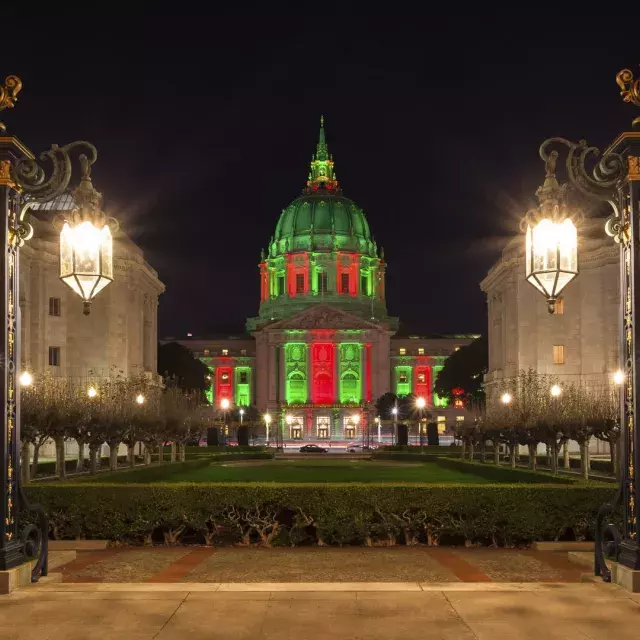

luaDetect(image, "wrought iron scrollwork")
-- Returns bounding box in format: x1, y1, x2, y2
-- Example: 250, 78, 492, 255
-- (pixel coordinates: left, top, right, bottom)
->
594, 489, 622, 582
18, 485, 48, 583
11, 141, 98, 205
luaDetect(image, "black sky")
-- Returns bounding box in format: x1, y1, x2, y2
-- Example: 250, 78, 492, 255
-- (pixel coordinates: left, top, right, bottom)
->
2, 15, 637, 337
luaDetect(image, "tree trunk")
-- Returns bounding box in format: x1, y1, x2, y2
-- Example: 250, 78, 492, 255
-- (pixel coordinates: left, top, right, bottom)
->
563, 441, 570, 469
76, 437, 86, 473
178, 442, 186, 462
31, 443, 40, 479
509, 444, 517, 469
144, 445, 151, 465
55, 436, 66, 480
20, 441, 30, 483
580, 441, 589, 480
109, 439, 119, 471
586, 437, 591, 473
528, 443, 536, 470
157, 443, 164, 464
89, 445, 99, 475
171, 442, 177, 463
550, 440, 559, 475
545, 442, 550, 467
461, 441, 467, 460
481, 440, 486, 463
469, 441, 475, 462
127, 443, 136, 468
494, 443, 500, 465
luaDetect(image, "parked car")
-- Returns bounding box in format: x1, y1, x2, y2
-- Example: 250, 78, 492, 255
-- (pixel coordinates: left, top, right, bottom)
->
299, 444, 328, 453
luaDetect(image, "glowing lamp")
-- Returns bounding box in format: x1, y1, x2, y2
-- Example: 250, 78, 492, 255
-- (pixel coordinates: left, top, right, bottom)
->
550, 384, 562, 397
220, 398, 230, 410
416, 396, 426, 409
60, 220, 113, 315
391, 407, 398, 416
87, 386, 97, 398
525, 218, 578, 313
613, 369, 625, 385
352, 414, 360, 424
500, 392, 512, 405
264, 413, 272, 425
19, 371, 33, 387
136, 394, 145, 405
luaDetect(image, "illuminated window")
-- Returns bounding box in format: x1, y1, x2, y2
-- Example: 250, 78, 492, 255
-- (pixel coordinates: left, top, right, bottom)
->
360, 274, 368, 295
437, 416, 446, 423
239, 371, 248, 384
222, 349, 229, 356
417, 372, 426, 383
277, 274, 285, 296
221, 372, 229, 381
317, 271, 328, 293
317, 416, 330, 439
418, 348, 424, 355
341, 273, 350, 294
456, 416, 465, 422
553, 299, 565, 315
48, 346, 61, 367
553, 345, 565, 365
204, 349, 210, 356
48, 297, 61, 317
240, 349, 247, 356
296, 273, 305, 294
399, 348, 406, 355
454, 346, 460, 352
399, 373, 408, 384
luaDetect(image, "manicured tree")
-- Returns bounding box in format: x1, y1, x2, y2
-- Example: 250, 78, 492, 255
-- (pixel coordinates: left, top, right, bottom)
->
586, 384, 620, 480
562, 384, 593, 480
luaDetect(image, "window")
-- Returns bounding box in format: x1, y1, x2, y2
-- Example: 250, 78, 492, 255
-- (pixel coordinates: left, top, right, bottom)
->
48, 297, 61, 317
417, 372, 426, 383
222, 349, 229, 356
341, 273, 350, 294
399, 373, 408, 384
437, 416, 446, 423
240, 349, 247, 356
360, 274, 368, 295
48, 346, 60, 367
277, 274, 285, 296
221, 372, 229, 381
203, 349, 210, 356
296, 273, 305, 294
239, 371, 248, 384
456, 416, 465, 422
317, 271, 328, 293
399, 348, 406, 355
553, 345, 565, 365
553, 299, 565, 315
454, 346, 460, 352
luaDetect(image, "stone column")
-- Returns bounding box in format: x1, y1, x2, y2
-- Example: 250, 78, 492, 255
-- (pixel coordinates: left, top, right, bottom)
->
279, 344, 286, 404
306, 343, 312, 403
268, 343, 277, 405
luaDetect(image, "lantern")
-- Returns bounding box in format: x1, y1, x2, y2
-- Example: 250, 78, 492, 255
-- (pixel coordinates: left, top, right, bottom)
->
60, 220, 113, 314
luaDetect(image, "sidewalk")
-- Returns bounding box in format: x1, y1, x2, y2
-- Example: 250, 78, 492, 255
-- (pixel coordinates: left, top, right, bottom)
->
2, 581, 639, 639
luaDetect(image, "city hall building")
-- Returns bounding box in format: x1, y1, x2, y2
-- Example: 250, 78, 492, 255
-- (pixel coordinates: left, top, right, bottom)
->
171, 121, 476, 441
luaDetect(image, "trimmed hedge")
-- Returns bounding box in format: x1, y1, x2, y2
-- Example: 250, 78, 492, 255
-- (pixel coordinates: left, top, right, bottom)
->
372, 452, 451, 463
33, 455, 144, 477
25, 481, 615, 547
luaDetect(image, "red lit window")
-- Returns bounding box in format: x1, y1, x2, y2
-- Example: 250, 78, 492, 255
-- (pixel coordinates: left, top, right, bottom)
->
341, 273, 350, 294
296, 273, 305, 294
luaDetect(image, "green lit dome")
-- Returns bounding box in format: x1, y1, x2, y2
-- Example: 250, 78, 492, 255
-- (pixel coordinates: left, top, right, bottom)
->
271, 192, 376, 257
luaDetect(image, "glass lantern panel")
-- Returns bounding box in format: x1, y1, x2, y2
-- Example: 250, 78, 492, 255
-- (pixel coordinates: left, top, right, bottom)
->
558, 219, 578, 274
60, 223, 74, 278
100, 226, 113, 279
525, 225, 533, 277
61, 274, 82, 297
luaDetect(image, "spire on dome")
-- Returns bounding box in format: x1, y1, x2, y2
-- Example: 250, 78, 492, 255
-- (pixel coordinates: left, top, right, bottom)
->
305, 116, 340, 194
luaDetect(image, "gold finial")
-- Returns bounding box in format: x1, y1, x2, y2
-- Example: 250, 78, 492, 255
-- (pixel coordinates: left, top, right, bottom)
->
616, 68, 640, 126
0, 75, 22, 133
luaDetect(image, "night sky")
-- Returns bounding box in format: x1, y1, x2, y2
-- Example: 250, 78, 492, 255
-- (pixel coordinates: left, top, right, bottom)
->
2, 15, 637, 338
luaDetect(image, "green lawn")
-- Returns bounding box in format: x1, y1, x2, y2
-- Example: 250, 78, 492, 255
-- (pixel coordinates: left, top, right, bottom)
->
80, 458, 571, 484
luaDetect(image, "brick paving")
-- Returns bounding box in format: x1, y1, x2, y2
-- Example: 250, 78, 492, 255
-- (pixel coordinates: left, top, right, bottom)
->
55, 546, 589, 584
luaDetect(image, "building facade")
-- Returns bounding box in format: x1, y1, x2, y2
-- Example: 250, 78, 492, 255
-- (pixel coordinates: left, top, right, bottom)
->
20, 203, 165, 381
170, 121, 477, 442
480, 217, 619, 393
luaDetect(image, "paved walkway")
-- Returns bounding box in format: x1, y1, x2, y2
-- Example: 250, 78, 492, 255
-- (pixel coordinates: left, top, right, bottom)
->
2, 582, 639, 639
54, 547, 588, 584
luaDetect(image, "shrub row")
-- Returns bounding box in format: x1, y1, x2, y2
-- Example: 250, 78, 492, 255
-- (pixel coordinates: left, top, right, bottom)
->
34, 455, 144, 477
372, 452, 450, 462
163, 445, 267, 454
25, 481, 615, 547
378, 445, 461, 453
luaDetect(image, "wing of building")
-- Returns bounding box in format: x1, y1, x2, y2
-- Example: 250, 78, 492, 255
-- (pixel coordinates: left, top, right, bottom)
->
480, 216, 619, 392
165, 119, 478, 441
20, 198, 165, 380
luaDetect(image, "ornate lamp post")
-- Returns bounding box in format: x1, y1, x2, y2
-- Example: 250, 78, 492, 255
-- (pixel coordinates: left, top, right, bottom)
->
525, 69, 640, 582
0, 74, 114, 580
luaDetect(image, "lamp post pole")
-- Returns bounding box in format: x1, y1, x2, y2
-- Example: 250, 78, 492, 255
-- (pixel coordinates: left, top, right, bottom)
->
525, 68, 640, 580
0, 75, 113, 580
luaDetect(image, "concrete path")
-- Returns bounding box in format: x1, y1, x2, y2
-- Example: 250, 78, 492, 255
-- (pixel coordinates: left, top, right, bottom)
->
2, 582, 639, 639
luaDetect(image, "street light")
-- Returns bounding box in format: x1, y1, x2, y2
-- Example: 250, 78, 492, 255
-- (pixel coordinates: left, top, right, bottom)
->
220, 398, 230, 447
416, 396, 426, 450
264, 413, 272, 446
550, 384, 562, 397
500, 392, 512, 405
87, 386, 97, 398
239, 408, 245, 424
375, 416, 381, 443
0, 74, 121, 577
523, 68, 640, 580
613, 369, 625, 385
19, 371, 32, 387
391, 405, 398, 445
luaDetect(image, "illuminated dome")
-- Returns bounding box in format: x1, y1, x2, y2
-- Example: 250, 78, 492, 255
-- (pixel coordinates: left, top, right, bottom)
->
247, 117, 391, 330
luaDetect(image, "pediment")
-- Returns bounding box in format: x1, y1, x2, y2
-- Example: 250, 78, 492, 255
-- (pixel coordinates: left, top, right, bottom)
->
264, 304, 382, 332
